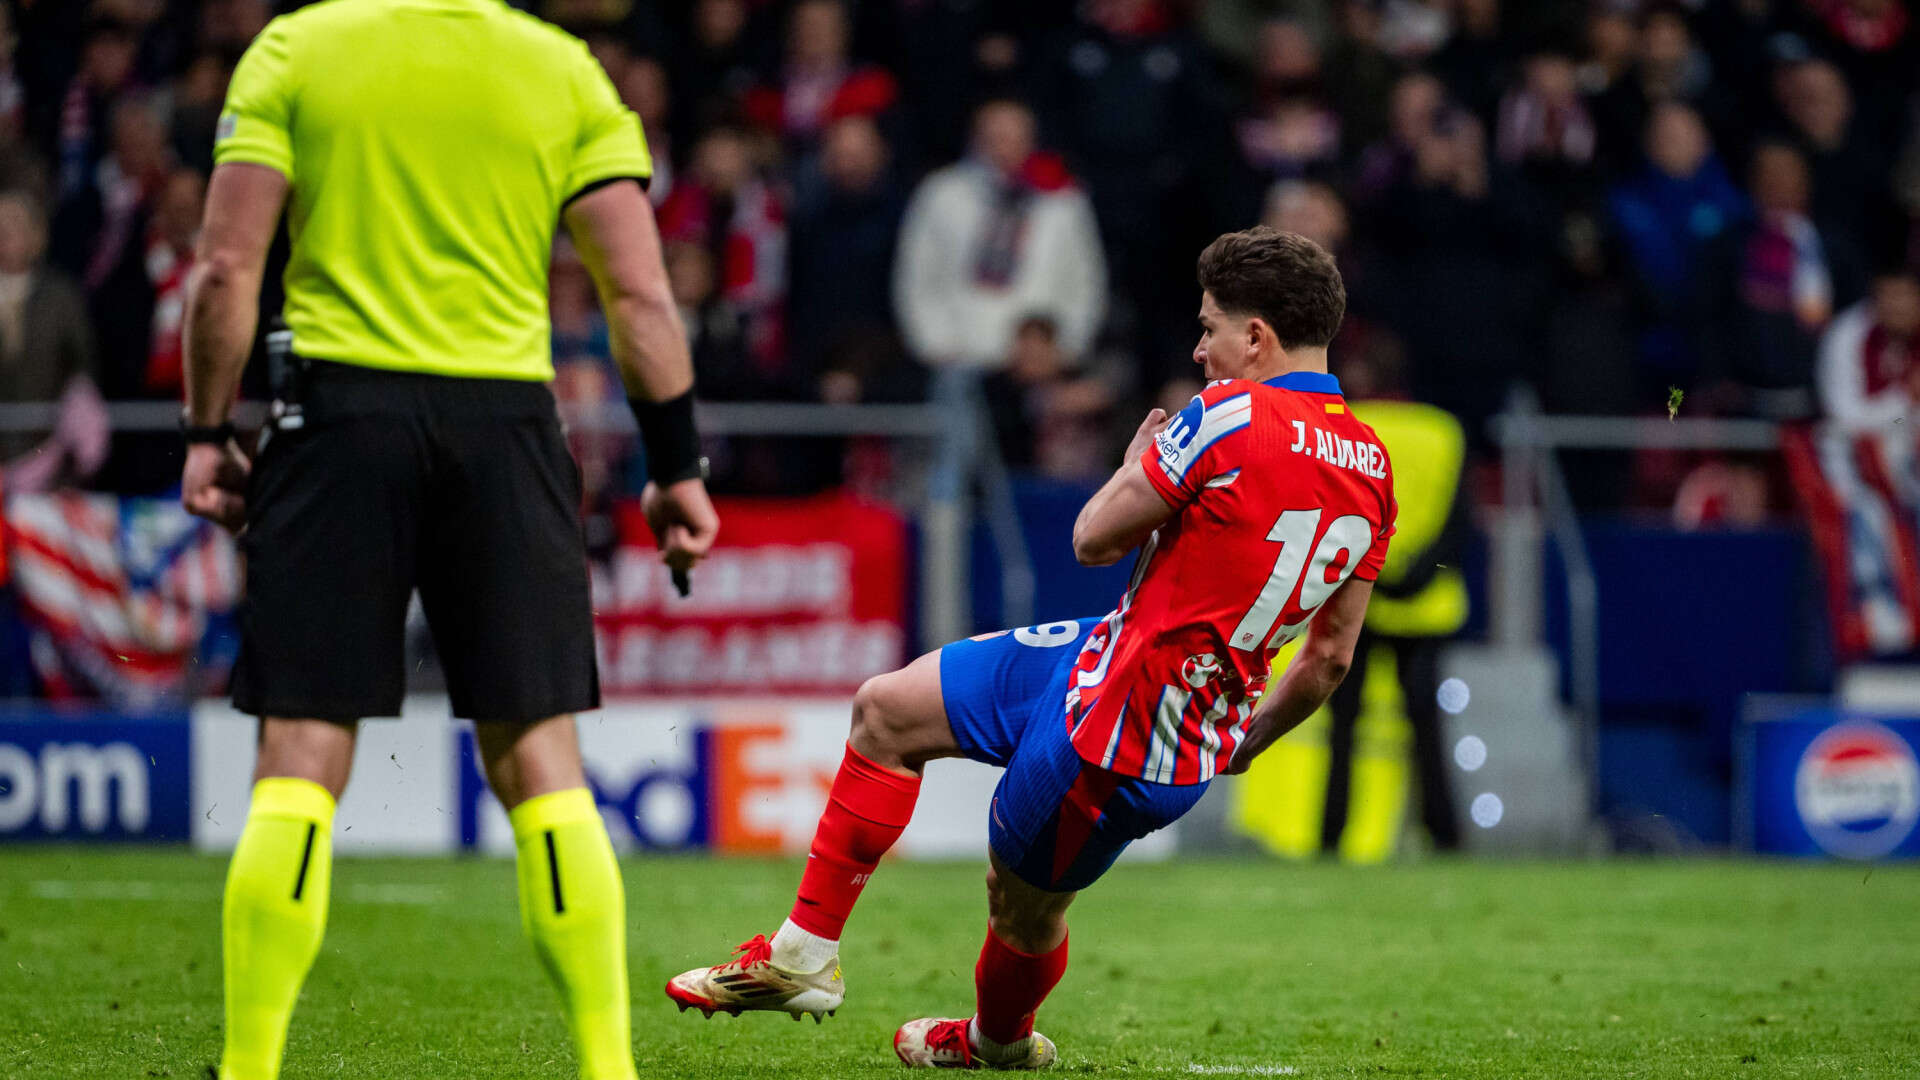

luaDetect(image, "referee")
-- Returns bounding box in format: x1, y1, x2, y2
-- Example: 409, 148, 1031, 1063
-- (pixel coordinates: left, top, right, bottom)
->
179, 4, 717, 1079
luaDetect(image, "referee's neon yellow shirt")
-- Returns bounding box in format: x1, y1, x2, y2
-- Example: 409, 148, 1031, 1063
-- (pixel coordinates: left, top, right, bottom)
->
214, 0, 652, 382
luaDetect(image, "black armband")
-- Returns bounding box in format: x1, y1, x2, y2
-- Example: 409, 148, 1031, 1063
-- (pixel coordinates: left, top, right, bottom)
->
629, 390, 706, 485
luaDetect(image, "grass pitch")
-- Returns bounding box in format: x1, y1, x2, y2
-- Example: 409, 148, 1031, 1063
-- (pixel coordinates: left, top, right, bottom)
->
1, 850, 1915, 1078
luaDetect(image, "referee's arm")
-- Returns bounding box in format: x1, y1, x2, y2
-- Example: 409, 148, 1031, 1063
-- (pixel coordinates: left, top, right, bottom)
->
181, 162, 288, 531
564, 179, 718, 571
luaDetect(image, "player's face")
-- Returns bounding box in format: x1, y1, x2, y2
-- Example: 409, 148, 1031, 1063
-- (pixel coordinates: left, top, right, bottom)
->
1193, 292, 1251, 380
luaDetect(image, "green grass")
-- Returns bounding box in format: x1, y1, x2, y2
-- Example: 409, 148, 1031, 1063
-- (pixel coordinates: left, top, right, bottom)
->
1, 851, 1917, 1078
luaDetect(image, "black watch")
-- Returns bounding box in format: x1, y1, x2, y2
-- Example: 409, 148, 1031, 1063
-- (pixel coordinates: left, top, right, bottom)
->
180, 413, 237, 445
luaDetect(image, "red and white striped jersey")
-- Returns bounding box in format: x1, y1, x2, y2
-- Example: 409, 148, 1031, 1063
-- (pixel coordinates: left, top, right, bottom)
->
1065, 371, 1397, 785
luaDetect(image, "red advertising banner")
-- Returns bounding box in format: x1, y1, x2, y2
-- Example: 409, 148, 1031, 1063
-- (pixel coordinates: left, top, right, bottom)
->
592, 491, 909, 695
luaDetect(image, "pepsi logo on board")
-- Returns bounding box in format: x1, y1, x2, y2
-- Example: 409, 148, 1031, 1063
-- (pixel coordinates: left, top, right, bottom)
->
1794, 721, 1920, 859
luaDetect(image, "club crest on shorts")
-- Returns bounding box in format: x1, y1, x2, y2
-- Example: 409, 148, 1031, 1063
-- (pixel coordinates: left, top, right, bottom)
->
1180, 653, 1221, 689
1794, 720, 1920, 859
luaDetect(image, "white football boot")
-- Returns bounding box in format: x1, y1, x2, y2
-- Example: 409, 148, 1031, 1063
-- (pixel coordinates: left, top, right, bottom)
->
893, 1017, 1057, 1069
665, 934, 844, 1021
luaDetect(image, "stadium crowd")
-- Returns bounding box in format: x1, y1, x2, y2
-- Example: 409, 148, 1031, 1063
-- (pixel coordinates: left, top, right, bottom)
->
0, 0, 1916, 507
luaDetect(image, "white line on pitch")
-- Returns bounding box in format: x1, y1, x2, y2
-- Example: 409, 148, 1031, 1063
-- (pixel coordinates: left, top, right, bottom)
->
25, 880, 446, 905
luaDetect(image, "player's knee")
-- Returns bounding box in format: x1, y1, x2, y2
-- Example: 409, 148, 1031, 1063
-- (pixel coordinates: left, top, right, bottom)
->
849, 673, 911, 761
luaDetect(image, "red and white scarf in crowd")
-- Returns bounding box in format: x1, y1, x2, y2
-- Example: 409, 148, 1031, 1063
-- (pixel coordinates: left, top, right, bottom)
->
143, 232, 193, 395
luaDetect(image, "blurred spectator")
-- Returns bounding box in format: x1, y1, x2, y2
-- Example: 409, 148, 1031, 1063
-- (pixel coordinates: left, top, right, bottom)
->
788, 115, 904, 375
1589, 5, 1735, 177
1323, 0, 1399, 153
1898, 127, 1920, 266
1496, 52, 1596, 175
36, 16, 141, 200
1817, 264, 1920, 432
1233, 20, 1342, 185
1374, 0, 1453, 63
1261, 177, 1390, 318
982, 316, 1120, 482
1263, 178, 1348, 255
1794, 0, 1917, 149
864, 0, 1014, 168
89, 166, 201, 402
1699, 141, 1866, 418
0, 5, 24, 146
1196, 0, 1333, 74
198, 0, 268, 54
549, 242, 629, 546
1373, 108, 1545, 427
1575, 5, 1637, 102
1428, 0, 1514, 124
0, 188, 107, 491
655, 126, 788, 388
1032, 0, 1222, 373
743, 0, 897, 156
1354, 71, 1447, 206
665, 240, 751, 396
51, 92, 175, 292
1608, 102, 1747, 394
671, 0, 765, 142
613, 53, 674, 203
1775, 57, 1892, 248
170, 49, 236, 175
893, 99, 1105, 372
0, 0, 1910, 521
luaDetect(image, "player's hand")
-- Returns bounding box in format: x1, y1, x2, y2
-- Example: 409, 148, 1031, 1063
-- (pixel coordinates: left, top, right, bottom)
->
181, 439, 252, 534
1124, 408, 1171, 463
641, 476, 720, 575
1220, 716, 1276, 776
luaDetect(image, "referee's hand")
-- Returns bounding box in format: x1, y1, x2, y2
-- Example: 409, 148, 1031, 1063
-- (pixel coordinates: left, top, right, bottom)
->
182, 441, 251, 534
640, 476, 720, 577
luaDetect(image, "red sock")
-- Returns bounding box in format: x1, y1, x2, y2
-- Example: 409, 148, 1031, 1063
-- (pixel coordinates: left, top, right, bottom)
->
788, 744, 921, 939
973, 924, 1069, 1045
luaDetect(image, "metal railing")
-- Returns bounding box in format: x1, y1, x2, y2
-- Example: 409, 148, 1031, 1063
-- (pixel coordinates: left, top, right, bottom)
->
4, 395, 1034, 651
1490, 391, 1784, 808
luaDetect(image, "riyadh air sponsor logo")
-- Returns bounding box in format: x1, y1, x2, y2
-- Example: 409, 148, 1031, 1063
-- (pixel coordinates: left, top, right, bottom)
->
1181, 653, 1222, 689
1156, 410, 1197, 459
1794, 721, 1920, 859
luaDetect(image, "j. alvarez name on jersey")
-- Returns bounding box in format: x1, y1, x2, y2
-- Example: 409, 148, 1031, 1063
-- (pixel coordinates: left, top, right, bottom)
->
1288, 420, 1387, 479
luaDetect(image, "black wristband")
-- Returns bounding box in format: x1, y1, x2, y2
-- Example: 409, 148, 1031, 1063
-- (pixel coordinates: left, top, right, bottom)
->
181, 415, 236, 445
628, 390, 704, 485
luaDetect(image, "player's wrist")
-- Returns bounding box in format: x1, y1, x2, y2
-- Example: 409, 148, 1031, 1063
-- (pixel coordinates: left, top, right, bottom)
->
628, 390, 707, 486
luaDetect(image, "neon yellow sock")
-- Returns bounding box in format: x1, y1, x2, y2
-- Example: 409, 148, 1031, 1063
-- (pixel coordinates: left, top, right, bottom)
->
220, 778, 336, 1080
511, 788, 637, 1080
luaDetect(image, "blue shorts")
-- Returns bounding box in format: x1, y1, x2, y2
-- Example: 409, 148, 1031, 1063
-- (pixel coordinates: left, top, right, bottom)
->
939, 619, 1209, 893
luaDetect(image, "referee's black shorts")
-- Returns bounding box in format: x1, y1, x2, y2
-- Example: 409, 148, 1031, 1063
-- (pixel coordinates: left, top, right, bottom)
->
230, 360, 600, 722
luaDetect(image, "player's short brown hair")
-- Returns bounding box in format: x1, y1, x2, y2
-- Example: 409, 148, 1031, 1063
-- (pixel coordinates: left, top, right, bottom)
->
1195, 226, 1346, 350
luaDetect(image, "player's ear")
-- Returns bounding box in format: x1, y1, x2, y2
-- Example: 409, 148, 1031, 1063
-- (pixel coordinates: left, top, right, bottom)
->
1247, 316, 1271, 358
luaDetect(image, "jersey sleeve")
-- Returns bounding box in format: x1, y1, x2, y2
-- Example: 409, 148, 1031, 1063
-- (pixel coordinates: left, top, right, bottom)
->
1352, 490, 1398, 581
214, 17, 297, 178
564, 42, 653, 201
1140, 387, 1254, 509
